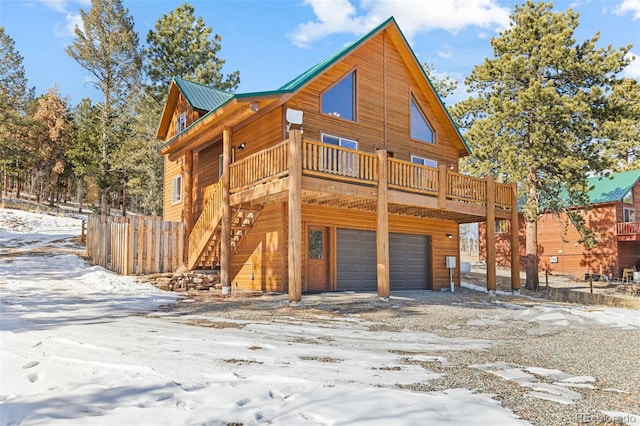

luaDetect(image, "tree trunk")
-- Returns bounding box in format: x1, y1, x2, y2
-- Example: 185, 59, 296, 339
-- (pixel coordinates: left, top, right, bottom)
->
49, 172, 58, 208
524, 166, 540, 290
525, 219, 539, 290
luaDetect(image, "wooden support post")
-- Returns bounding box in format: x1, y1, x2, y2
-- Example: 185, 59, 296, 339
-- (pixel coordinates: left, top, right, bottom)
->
220, 127, 232, 288
376, 149, 390, 299
438, 164, 447, 209
510, 182, 520, 292
184, 150, 193, 234
485, 176, 496, 292
288, 129, 303, 303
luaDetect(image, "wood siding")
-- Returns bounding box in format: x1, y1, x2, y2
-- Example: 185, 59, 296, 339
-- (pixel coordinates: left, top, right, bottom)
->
285, 30, 461, 171
192, 141, 222, 223
163, 154, 185, 222
230, 202, 286, 292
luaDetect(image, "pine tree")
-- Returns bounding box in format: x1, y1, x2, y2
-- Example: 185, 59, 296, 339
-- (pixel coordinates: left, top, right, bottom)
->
66, 0, 142, 215
32, 87, 73, 207
0, 27, 34, 198
422, 62, 457, 99
68, 98, 101, 212
453, 1, 633, 290
144, 2, 240, 106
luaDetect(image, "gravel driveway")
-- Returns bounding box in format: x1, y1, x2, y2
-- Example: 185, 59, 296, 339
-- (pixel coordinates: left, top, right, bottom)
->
172, 289, 640, 426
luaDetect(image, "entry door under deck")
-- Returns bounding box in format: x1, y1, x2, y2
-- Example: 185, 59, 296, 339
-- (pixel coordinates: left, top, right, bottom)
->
307, 226, 329, 292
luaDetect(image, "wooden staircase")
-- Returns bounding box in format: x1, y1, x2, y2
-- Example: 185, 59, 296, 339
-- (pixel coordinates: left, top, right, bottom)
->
187, 181, 261, 269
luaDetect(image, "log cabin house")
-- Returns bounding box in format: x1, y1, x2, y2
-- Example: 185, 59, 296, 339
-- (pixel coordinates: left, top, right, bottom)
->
157, 17, 520, 302
479, 169, 640, 281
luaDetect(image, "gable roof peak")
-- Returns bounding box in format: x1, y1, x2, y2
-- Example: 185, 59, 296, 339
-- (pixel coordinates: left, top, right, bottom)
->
172, 76, 234, 112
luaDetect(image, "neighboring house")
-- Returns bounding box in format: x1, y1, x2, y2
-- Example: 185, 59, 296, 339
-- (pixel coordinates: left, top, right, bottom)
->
157, 17, 519, 301
479, 169, 640, 280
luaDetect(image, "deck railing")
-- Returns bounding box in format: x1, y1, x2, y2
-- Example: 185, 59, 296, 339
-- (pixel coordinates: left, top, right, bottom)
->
446, 173, 487, 204
223, 138, 510, 209
302, 140, 378, 184
188, 180, 223, 268
388, 159, 438, 195
230, 140, 289, 192
616, 221, 640, 235
495, 182, 513, 209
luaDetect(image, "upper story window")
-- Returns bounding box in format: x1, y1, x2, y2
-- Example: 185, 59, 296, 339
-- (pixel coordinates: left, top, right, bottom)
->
410, 98, 434, 144
172, 175, 182, 204
321, 71, 355, 121
411, 155, 437, 168
176, 112, 186, 134
623, 189, 633, 205
322, 133, 357, 150
623, 207, 635, 223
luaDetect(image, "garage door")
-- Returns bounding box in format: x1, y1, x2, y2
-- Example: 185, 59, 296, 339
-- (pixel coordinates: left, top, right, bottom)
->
336, 229, 430, 291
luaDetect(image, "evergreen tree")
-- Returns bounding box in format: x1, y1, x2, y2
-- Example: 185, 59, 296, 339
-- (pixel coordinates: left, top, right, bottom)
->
32, 87, 73, 207
144, 2, 240, 106
68, 98, 101, 212
453, 1, 633, 290
422, 62, 458, 99
0, 27, 34, 197
600, 77, 640, 171
66, 0, 142, 215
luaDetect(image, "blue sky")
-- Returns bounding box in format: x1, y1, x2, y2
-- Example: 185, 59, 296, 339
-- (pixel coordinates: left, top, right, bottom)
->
1, 0, 639, 106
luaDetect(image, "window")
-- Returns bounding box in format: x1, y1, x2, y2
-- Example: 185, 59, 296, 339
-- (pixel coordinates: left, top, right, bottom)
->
623, 189, 633, 205
411, 155, 437, 168
308, 229, 324, 259
321, 71, 355, 121
321, 134, 358, 177
496, 219, 510, 233
175, 112, 186, 134
172, 175, 182, 204
623, 207, 635, 223
410, 98, 434, 144
218, 154, 224, 179
322, 134, 357, 150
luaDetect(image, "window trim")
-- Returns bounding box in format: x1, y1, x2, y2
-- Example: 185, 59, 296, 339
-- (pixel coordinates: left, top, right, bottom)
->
623, 207, 635, 223
495, 219, 510, 234
171, 175, 182, 204
321, 133, 358, 150
175, 112, 186, 135
410, 154, 437, 168
320, 69, 357, 122
410, 96, 435, 144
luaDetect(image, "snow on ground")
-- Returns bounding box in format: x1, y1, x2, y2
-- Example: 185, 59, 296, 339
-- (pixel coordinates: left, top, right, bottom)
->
1, 208, 639, 425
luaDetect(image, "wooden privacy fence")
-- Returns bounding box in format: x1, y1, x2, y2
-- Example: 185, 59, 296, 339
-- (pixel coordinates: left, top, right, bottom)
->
86, 215, 184, 275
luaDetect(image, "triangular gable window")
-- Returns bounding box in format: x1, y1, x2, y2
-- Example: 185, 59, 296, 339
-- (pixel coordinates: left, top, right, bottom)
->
411, 98, 434, 144
321, 71, 355, 121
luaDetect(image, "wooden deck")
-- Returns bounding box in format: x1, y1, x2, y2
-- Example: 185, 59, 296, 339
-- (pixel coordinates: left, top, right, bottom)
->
617, 221, 640, 241
227, 137, 515, 223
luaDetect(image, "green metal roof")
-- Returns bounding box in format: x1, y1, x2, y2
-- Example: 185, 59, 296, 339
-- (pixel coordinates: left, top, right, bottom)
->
587, 169, 640, 204
173, 76, 233, 112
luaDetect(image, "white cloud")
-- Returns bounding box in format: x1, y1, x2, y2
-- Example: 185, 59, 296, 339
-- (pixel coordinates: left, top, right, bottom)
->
622, 52, 640, 79
54, 13, 83, 38
437, 45, 453, 59
36, 0, 90, 13
290, 0, 511, 47
613, 0, 640, 19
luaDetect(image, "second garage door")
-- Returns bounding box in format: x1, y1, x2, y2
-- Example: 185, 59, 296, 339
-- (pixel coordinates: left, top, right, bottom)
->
336, 229, 430, 291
